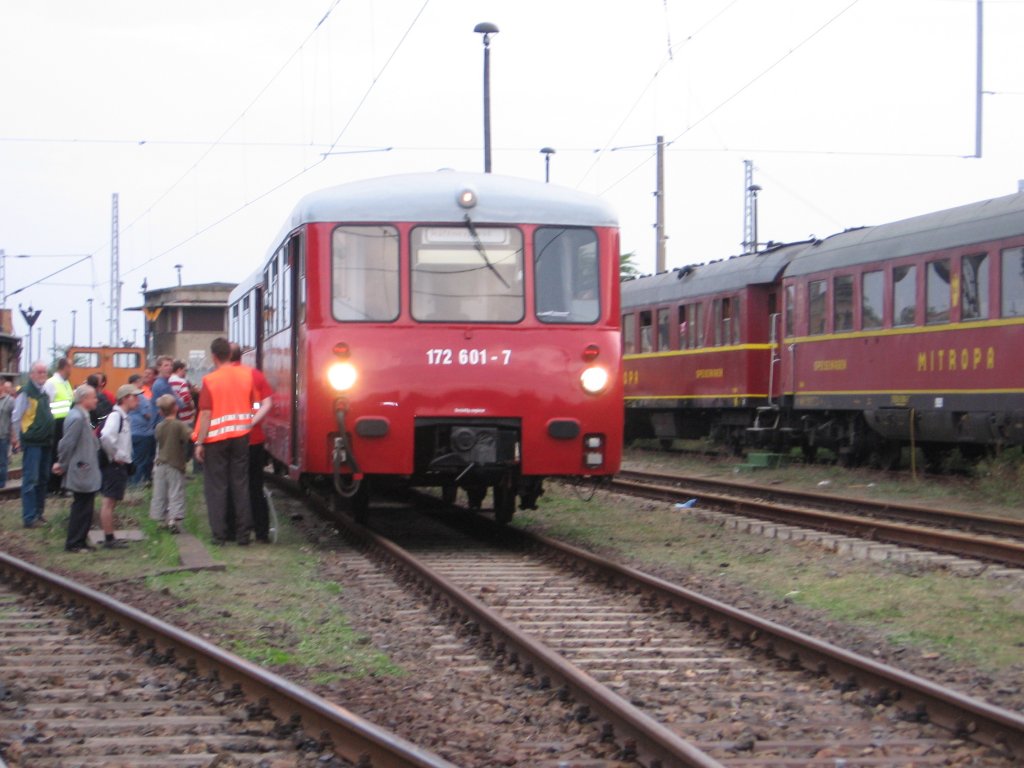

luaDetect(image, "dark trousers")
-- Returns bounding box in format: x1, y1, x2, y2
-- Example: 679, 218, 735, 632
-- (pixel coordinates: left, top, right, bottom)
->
131, 435, 156, 485
48, 419, 66, 493
249, 443, 270, 540
203, 436, 251, 543
21, 443, 51, 525
65, 491, 96, 550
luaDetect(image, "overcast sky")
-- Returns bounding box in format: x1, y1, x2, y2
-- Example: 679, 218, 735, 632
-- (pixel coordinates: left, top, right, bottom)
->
2, 0, 1021, 362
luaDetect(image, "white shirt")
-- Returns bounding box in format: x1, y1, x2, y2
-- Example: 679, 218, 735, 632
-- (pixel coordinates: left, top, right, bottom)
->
100, 405, 133, 464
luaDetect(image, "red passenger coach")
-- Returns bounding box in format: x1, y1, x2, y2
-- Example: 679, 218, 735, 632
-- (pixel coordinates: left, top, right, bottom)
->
230, 171, 622, 521
621, 243, 807, 450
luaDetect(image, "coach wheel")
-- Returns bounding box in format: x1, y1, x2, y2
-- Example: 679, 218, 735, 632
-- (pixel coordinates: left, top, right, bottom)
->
466, 486, 487, 511
493, 482, 515, 525
441, 483, 457, 507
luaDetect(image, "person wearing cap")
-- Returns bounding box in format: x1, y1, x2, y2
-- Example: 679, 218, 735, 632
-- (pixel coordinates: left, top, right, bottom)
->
127, 372, 157, 486
98, 383, 141, 549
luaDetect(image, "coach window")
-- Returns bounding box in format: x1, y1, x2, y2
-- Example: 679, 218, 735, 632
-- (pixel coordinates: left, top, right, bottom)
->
535, 228, 599, 324
412, 226, 523, 322
861, 270, 883, 329
892, 264, 917, 326
230, 304, 239, 342
333, 226, 400, 321
639, 310, 653, 352
784, 284, 796, 337
677, 306, 687, 349
833, 275, 853, 332
1000, 246, 1024, 317
657, 308, 670, 350
241, 295, 252, 348
808, 280, 827, 335
926, 258, 951, 324
961, 253, 988, 320
622, 313, 636, 354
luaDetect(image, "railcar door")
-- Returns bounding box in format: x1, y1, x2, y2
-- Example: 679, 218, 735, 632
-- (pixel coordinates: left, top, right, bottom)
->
289, 235, 304, 468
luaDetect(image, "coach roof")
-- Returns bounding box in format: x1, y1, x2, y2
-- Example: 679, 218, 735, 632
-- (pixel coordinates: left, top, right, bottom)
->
787, 191, 1024, 277
621, 241, 809, 308
280, 171, 618, 234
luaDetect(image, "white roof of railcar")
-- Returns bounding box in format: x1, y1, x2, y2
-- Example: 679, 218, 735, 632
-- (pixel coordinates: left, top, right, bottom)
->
786, 192, 1024, 277
271, 171, 618, 251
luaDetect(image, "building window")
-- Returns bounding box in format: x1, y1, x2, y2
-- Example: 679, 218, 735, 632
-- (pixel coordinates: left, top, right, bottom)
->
861, 270, 883, 329
181, 307, 226, 332
808, 280, 827, 335
961, 253, 988, 320
926, 259, 951, 324
893, 264, 917, 326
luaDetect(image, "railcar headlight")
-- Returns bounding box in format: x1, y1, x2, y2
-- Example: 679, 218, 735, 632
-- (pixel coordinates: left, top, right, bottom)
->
327, 361, 358, 391
580, 366, 609, 394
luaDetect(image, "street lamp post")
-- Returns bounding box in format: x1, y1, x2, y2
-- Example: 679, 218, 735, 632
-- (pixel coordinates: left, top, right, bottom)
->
540, 147, 555, 183
87, 298, 93, 346
474, 22, 499, 173
71, 310, 77, 346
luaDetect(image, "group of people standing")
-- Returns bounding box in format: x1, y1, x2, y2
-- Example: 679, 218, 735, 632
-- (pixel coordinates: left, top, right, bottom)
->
9, 339, 273, 553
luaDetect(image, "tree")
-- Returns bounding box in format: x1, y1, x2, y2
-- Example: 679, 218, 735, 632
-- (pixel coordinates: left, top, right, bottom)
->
620, 251, 640, 281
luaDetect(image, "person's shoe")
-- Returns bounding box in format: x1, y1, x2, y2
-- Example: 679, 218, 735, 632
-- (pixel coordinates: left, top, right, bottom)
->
23, 520, 37, 529
65, 546, 93, 554
255, 536, 270, 544
211, 538, 226, 546
236, 539, 250, 546
36, 516, 50, 526
166, 523, 181, 534
103, 539, 129, 549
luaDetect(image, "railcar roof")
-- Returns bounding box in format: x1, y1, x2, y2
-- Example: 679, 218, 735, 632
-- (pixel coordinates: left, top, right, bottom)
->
276, 171, 617, 238
786, 192, 1024, 277
621, 241, 809, 308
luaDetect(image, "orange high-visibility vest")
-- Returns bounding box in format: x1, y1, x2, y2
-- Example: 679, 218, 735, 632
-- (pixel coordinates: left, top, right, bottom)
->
202, 364, 255, 444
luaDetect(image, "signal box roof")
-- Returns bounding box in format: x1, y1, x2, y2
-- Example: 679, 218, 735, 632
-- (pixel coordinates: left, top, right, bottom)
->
622, 241, 809, 308
787, 192, 1024, 277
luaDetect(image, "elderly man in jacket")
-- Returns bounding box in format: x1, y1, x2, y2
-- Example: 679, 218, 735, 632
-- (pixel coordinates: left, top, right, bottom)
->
53, 384, 102, 553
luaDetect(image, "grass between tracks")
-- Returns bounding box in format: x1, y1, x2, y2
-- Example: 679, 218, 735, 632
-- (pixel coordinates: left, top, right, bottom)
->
0, 475, 400, 683
515, 467, 1024, 674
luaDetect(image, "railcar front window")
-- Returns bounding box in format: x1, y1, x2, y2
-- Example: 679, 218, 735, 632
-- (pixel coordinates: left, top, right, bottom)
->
893, 265, 917, 326
412, 226, 523, 322
1000, 247, 1024, 317
960, 253, 988, 321
861, 270, 883, 329
535, 227, 599, 324
332, 226, 400, 322
926, 259, 950, 324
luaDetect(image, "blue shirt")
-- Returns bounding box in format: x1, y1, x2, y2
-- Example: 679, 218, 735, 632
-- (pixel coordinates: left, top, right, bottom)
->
128, 393, 157, 437
151, 376, 182, 426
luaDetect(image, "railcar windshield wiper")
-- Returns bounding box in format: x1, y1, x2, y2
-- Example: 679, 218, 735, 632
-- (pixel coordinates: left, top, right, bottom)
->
464, 214, 510, 289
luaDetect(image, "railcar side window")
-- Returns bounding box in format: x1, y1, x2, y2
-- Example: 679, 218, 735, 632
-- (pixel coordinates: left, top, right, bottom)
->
925, 259, 950, 324
892, 265, 917, 326
241, 295, 252, 349
784, 284, 795, 337
1000, 247, 1024, 317
622, 313, 636, 354
680, 303, 702, 349
72, 352, 100, 368
861, 270, 883, 329
639, 310, 653, 353
833, 275, 853, 332
960, 253, 988, 320
808, 280, 827, 335
535, 228, 599, 324
412, 226, 523, 323
332, 226, 400, 322
657, 308, 670, 350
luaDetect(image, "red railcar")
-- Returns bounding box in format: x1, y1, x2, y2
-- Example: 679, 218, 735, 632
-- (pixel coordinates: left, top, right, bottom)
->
230, 171, 622, 520
622, 192, 1024, 466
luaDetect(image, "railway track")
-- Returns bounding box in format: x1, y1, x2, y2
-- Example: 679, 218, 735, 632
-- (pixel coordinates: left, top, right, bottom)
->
612, 469, 1024, 569
294, 483, 1024, 768
0, 551, 454, 768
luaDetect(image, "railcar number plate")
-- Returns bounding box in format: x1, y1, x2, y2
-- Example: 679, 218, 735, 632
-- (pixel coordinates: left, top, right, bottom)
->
426, 348, 512, 366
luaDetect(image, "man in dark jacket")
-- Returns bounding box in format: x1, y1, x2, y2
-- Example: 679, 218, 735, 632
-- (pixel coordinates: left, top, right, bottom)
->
12, 361, 55, 527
